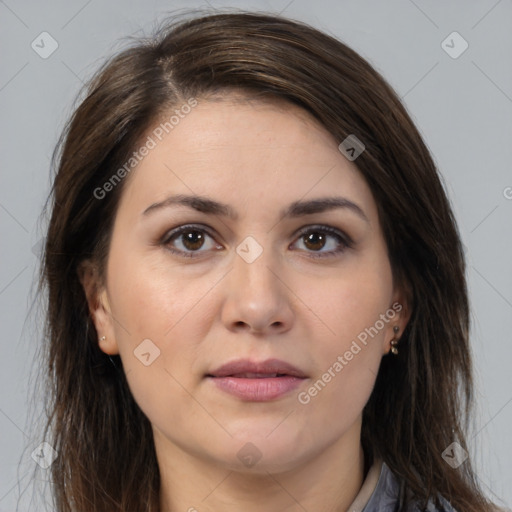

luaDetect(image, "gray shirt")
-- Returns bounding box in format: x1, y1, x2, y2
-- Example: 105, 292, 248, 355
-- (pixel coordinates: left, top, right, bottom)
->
347, 458, 457, 512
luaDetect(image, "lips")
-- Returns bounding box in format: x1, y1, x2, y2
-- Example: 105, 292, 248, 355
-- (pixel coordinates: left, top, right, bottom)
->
228, 372, 283, 378
206, 359, 307, 401
207, 358, 307, 379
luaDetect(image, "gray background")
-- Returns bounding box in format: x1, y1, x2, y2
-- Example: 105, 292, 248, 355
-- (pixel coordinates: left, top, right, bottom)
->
1, 0, 511, 510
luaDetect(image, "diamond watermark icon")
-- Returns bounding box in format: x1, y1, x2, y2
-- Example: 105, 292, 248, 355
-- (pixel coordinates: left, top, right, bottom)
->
236, 236, 263, 264
31, 441, 58, 469
441, 32, 468, 59
134, 338, 161, 366
237, 442, 263, 468
338, 134, 365, 161
31, 32, 59, 59
31, 237, 45, 258
442, 441, 468, 468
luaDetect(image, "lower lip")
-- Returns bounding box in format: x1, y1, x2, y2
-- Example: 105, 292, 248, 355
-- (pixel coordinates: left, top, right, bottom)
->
208, 376, 305, 401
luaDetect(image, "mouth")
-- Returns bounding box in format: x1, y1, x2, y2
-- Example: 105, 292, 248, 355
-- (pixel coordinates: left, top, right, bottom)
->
215, 372, 291, 378
206, 358, 307, 401
207, 358, 307, 378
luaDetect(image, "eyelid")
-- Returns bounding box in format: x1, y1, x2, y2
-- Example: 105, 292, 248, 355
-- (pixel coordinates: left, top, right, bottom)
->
161, 223, 217, 243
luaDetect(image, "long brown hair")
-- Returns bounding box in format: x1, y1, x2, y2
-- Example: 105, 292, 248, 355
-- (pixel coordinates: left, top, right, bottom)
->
31, 10, 503, 512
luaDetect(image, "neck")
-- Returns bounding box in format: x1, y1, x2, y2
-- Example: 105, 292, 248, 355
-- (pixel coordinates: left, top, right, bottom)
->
157, 420, 366, 512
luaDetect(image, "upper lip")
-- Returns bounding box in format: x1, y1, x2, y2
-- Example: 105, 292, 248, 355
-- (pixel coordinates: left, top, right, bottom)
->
207, 358, 307, 378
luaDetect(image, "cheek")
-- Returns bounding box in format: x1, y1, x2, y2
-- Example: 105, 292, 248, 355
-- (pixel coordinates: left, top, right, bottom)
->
106, 253, 209, 430
295, 269, 391, 430
294, 251, 393, 405
107, 247, 210, 337
106, 247, 220, 396
303, 258, 393, 348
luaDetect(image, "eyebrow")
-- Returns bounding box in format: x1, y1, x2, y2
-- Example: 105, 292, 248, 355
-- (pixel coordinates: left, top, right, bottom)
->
142, 194, 369, 223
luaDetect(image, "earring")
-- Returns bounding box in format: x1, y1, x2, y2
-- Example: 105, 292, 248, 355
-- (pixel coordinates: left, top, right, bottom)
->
390, 326, 400, 355
99, 335, 106, 342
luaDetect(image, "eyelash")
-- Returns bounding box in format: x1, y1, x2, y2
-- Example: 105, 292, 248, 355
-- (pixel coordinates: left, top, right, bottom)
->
160, 224, 353, 260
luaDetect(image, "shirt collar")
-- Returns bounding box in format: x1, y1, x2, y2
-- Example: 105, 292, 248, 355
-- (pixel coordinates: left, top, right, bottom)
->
346, 457, 384, 512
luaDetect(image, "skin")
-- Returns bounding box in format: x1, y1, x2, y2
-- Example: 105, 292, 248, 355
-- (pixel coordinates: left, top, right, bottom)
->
80, 94, 410, 512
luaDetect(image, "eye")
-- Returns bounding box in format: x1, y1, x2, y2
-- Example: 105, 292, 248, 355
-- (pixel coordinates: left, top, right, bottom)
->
290, 225, 353, 258
162, 224, 222, 258
161, 224, 353, 259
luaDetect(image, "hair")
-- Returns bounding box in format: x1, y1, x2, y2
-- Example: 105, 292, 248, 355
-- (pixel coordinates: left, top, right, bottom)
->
32, 9, 503, 512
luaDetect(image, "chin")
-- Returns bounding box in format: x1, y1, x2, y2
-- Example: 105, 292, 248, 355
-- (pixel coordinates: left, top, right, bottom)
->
219, 448, 308, 475
207, 428, 311, 473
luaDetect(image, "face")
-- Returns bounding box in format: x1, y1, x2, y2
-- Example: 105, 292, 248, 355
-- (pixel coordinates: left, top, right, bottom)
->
83, 95, 408, 475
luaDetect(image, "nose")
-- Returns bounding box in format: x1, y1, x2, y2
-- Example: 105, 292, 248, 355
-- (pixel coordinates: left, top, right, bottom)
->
220, 241, 294, 336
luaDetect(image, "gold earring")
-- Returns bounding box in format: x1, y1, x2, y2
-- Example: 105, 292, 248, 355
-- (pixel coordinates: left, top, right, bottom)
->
390, 326, 399, 355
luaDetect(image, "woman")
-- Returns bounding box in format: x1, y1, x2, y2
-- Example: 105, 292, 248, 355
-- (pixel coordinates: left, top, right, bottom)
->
36, 10, 505, 512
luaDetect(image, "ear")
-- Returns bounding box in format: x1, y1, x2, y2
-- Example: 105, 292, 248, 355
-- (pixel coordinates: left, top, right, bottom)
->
77, 259, 119, 356
383, 281, 412, 355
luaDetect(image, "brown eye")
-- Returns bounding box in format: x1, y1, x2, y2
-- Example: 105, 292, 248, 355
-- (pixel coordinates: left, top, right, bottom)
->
302, 232, 327, 251
291, 226, 352, 259
180, 230, 206, 251
162, 225, 222, 258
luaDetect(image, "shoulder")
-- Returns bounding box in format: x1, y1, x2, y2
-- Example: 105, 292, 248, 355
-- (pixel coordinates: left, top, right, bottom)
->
362, 461, 458, 512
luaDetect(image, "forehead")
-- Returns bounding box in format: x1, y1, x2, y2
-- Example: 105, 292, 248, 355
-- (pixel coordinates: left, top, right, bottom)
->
115, 95, 378, 224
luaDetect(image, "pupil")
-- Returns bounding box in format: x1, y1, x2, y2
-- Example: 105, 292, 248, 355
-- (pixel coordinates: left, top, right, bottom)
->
305, 232, 325, 251
183, 231, 204, 250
